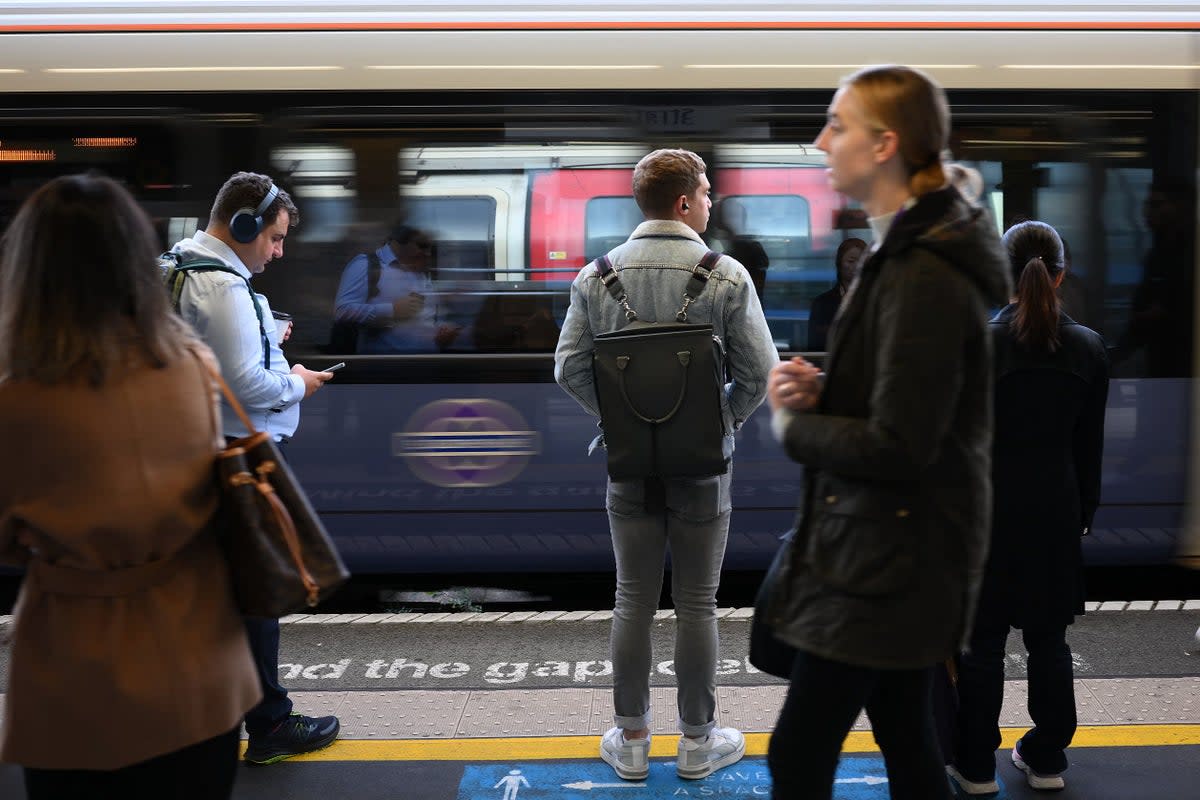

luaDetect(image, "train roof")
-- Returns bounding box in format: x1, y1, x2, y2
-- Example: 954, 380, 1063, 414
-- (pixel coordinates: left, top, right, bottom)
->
1, 2, 1197, 92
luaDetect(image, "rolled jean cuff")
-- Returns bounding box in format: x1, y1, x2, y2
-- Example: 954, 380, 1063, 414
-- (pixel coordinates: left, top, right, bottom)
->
679, 717, 716, 738
615, 710, 651, 731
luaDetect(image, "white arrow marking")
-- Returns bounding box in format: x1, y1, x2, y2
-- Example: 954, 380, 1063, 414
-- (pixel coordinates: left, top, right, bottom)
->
562, 780, 647, 790
835, 775, 889, 785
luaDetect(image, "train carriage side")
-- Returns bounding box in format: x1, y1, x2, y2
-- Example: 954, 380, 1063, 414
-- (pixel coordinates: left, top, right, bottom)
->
0, 5, 1196, 571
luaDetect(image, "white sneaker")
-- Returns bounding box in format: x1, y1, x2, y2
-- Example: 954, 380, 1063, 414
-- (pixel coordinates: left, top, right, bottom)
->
600, 727, 650, 781
946, 765, 1000, 795
1011, 744, 1065, 790
676, 727, 746, 779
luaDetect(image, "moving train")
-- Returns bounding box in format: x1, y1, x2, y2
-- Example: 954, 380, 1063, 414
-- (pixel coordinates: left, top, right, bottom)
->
2, 2, 1197, 572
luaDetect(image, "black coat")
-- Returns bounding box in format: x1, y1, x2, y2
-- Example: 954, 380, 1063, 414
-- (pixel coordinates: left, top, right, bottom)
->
976, 306, 1109, 628
807, 285, 842, 351
768, 188, 1011, 669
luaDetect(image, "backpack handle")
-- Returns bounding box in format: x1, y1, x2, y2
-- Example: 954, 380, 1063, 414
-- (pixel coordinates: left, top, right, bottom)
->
616, 350, 692, 424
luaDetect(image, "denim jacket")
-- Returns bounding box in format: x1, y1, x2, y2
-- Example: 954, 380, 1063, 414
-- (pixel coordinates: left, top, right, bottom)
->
554, 220, 779, 458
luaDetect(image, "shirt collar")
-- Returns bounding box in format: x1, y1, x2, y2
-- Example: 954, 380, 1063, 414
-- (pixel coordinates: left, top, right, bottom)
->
193, 230, 251, 278
375, 243, 401, 266
629, 219, 705, 244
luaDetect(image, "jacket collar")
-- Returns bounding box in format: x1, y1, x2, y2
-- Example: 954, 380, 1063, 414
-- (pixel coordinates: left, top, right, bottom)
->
991, 303, 1077, 327
628, 219, 705, 244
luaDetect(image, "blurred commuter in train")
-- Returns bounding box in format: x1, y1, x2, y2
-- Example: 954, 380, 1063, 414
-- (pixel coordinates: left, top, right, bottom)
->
710, 197, 770, 301
807, 237, 866, 351
0, 174, 261, 797
1055, 236, 1091, 330
166, 171, 340, 765
555, 149, 778, 783
1118, 182, 1195, 377
948, 221, 1109, 795
332, 223, 463, 353
762, 65, 1010, 799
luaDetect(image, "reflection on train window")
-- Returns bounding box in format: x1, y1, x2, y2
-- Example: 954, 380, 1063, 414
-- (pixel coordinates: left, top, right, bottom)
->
584, 196, 641, 263
270, 145, 355, 243
406, 196, 497, 280
724, 194, 811, 265
709, 147, 838, 351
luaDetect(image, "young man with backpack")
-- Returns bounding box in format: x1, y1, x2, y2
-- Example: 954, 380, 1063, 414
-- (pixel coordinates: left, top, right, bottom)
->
163, 171, 338, 764
554, 149, 778, 782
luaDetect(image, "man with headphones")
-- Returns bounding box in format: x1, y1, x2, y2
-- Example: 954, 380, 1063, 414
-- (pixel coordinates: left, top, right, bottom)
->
165, 171, 339, 765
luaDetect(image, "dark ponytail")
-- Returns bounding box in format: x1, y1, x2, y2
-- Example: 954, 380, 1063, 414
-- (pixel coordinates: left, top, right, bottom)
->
1002, 220, 1064, 352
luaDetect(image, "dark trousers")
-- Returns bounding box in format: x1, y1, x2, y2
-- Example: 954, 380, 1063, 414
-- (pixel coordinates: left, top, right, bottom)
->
225, 436, 294, 737
953, 616, 1076, 779
767, 649, 952, 800
24, 727, 239, 800
242, 616, 294, 736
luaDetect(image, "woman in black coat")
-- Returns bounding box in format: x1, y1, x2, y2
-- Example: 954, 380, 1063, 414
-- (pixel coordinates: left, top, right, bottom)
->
762, 65, 1010, 800
948, 221, 1109, 795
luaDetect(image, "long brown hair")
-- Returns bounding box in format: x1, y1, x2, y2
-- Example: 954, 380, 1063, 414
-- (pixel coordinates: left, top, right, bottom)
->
842, 65, 950, 197
0, 173, 194, 384
1003, 220, 1064, 352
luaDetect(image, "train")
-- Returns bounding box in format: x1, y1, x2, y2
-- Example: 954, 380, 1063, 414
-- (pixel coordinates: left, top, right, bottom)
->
2, 2, 1197, 572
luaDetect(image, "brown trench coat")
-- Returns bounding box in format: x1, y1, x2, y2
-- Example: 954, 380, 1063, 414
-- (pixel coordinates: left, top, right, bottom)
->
0, 343, 260, 770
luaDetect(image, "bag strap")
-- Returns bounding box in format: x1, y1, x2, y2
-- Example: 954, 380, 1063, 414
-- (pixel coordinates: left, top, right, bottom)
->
365, 250, 383, 301
193, 350, 323, 608
196, 352, 261, 438
162, 252, 272, 369
594, 250, 721, 323
594, 255, 638, 322
677, 250, 721, 322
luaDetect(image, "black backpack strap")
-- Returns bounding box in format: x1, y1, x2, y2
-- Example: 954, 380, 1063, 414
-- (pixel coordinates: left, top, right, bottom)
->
365, 250, 383, 301
161, 252, 271, 368
676, 250, 722, 322
594, 255, 638, 322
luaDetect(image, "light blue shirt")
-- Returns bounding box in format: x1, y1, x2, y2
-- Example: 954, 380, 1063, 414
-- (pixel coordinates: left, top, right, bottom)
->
333, 244, 442, 353
170, 230, 306, 441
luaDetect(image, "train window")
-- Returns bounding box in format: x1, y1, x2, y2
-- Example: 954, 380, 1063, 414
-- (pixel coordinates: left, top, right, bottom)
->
584, 196, 641, 263
708, 146, 839, 350
405, 196, 497, 281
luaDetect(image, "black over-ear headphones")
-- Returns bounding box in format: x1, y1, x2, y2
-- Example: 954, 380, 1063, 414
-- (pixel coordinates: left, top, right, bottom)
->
229, 182, 280, 244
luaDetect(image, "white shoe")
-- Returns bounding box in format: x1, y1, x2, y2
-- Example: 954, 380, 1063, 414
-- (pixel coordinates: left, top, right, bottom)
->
600, 727, 649, 781
946, 765, 1000, 795
676, 727, 746, 779
1011, 744, 1065, 790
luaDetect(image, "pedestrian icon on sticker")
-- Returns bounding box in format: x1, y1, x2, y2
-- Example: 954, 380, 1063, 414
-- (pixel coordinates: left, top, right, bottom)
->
493, 769, 530, 799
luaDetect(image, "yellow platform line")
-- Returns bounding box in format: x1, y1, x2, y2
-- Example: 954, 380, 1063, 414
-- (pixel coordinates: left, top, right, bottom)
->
241, 724, 1200, 763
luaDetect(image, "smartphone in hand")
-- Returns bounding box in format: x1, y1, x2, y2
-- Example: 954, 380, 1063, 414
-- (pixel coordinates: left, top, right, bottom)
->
323, 362, 346, 373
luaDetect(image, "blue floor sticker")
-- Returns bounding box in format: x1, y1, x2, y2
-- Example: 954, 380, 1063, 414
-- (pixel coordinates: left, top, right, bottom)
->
457, 756, 903, 799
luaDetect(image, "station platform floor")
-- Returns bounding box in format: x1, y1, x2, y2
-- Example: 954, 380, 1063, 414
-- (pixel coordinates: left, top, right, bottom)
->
1, 605, 1198, 798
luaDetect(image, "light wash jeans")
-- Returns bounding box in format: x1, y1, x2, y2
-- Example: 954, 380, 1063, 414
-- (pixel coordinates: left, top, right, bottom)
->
606, 470, 733, 737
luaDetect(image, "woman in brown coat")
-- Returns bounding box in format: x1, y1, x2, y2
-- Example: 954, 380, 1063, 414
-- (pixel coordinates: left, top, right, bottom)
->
0, 174, 260, 798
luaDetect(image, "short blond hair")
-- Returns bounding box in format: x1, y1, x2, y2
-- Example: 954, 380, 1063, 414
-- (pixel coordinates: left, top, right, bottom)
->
632, 149, 707, 217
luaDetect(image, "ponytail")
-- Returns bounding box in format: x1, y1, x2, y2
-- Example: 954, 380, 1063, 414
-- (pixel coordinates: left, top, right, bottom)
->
909, 161, 946, 198
1010, 256, 1061, 352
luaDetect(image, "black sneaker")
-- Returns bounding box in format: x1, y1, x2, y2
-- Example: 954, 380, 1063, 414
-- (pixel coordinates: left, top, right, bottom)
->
244, 713, 340, 765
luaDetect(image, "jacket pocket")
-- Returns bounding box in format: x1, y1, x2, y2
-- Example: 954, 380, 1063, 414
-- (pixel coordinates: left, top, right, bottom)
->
802, 481, 916, 596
